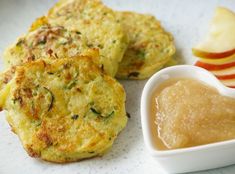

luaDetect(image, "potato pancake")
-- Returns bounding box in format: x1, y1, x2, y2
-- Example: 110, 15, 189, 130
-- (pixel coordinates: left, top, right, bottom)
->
3, 24, 99, 69
47, 0, 129, 77
116, 12, 175, 79
0, 57, 127, 163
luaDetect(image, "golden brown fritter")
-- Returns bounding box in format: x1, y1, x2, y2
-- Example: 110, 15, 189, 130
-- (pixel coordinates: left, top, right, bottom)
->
4, 23, 99, 69
47, 0, 129, 77
116, 12, 175, 79
0, 57, 127, 163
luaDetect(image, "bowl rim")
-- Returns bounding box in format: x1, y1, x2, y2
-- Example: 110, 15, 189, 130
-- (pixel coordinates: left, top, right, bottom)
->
141, 65, 235, 157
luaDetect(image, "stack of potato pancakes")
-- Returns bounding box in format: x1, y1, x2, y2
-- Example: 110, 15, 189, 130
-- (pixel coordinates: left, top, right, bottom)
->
0, 0, 175, 163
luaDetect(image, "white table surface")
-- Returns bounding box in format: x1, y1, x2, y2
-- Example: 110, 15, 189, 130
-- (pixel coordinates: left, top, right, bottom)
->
0, 0, 235, 174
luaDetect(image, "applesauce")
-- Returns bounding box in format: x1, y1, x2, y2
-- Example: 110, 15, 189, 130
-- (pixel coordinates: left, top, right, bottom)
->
151, 78, 235, 150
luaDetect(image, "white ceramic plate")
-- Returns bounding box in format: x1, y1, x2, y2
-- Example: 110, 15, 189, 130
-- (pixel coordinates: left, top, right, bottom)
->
0, 1, 234, 174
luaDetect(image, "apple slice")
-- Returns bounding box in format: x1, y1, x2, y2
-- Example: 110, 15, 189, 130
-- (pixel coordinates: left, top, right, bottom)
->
212, 67, 235, 80
220, 78, 235, 88
192, 48, 235, 59
198, 53, 235, 65
211, 66, 235, 76
195, 61, 235, 71
193, 7, 235, 59
216, 74, 235, 80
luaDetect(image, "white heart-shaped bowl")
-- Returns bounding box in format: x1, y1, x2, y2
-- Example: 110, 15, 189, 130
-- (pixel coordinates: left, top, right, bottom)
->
141, 65, 235, 173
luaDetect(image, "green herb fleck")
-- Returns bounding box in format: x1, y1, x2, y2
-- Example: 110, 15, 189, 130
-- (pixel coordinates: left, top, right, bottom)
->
76, 31, 81, 35
32, 90, 37, 96
107, 111, 114, 117
12, 98, 17, 104
71, 115, 79, 120
137, 50, 145, 59
66, 80, 77, 89
87, 43, 93, 48
12, 99, 17, 104
43, 87, 54, 112
90, 107, 114, 118
65, 72, 79, 89
33, 120, 42, 127
97, 44, 103, 49
36, 121, 41, 127
47, 72, 54, 75
16, 39, 24, 46
89, 101, 95, 105
90, 107, 101, 115
12, 97, 22, 104
38, 39, 47, 45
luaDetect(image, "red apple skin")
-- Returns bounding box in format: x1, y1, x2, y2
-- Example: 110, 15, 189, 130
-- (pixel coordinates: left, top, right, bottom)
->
195, 61, 235, 70
192, 48, 235, 59
216, 74, 235, 80
195, 61, 235, 88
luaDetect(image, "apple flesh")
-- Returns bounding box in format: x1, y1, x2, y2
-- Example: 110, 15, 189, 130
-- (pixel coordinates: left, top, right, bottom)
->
193, 7, 235, 59
197, 53, 235, 65
192, 48, 235, 59
220, 78, 235, 88
211, 66, 235, 76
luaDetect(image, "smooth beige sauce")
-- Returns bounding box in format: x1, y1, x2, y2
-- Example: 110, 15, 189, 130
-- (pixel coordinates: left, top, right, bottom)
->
151, 78, 235, 150
150, 78, 179, 150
